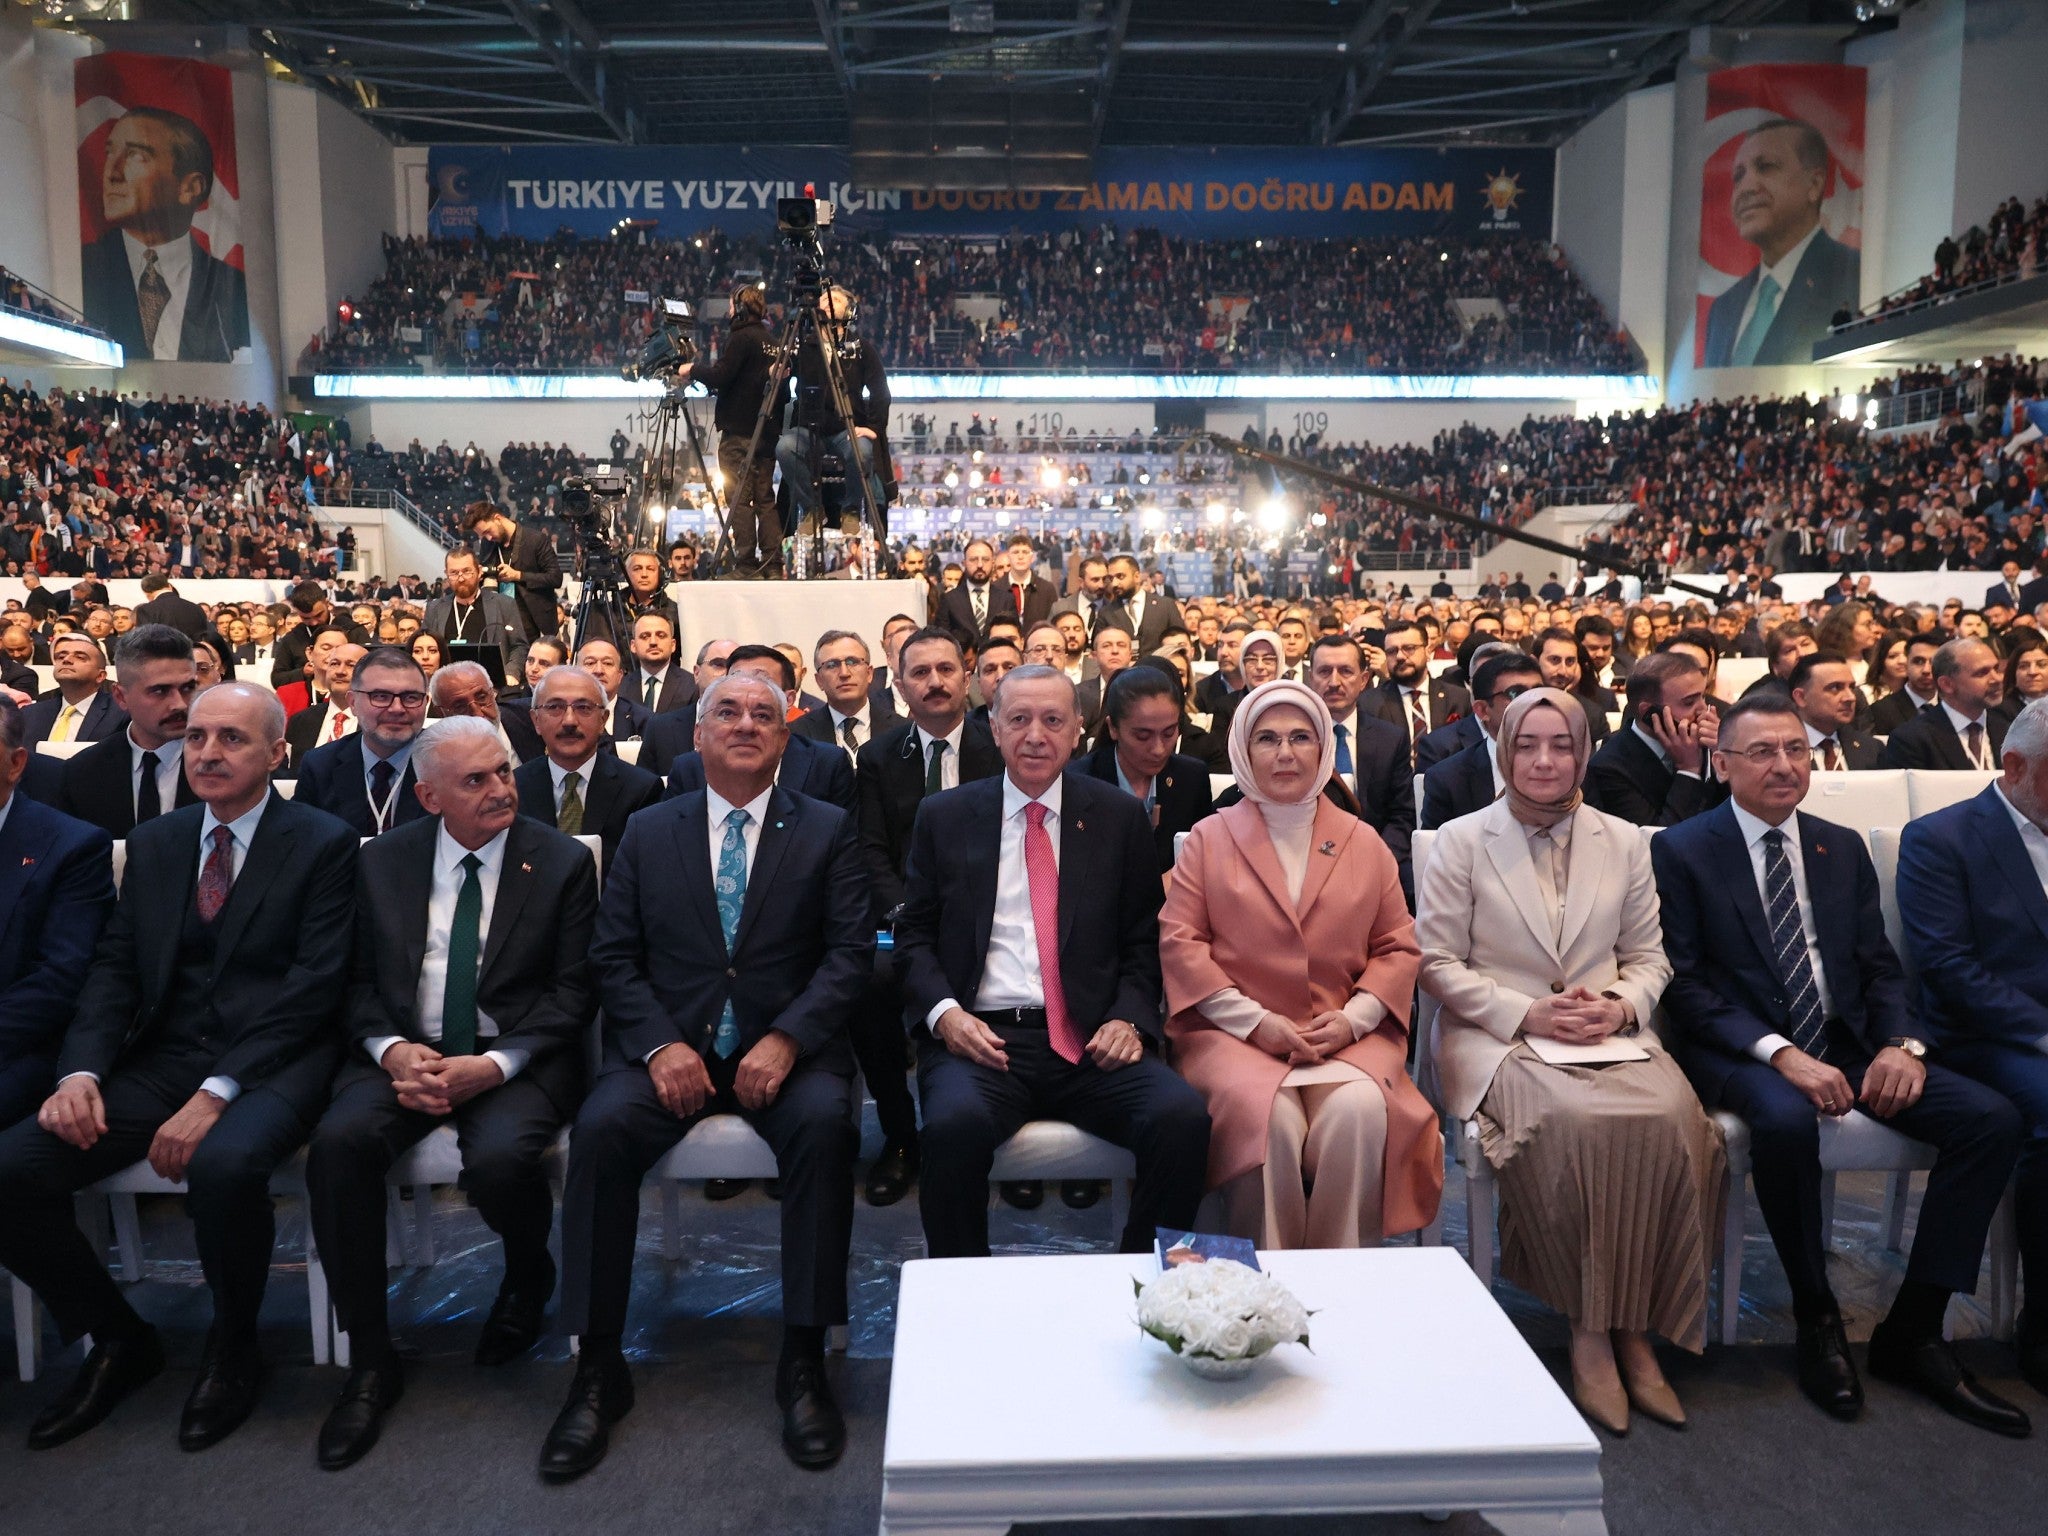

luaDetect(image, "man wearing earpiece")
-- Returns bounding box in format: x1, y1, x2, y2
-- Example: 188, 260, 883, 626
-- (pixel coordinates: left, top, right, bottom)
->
673, 285, 780, 579
774, 285, 893, 549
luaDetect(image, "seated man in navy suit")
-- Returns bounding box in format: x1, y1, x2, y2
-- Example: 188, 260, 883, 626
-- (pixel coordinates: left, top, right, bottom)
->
662, 644, 855, 811
1897, 697, 2048, 1397
896, 664, 1210, 1260
0, 696, 116, 1126
542, 669, 870, 1480
294, 647, 433, 838
1653, 694, 2027, 1435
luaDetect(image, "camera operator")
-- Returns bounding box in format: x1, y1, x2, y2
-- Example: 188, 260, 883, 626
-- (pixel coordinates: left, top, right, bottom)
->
673, 284, 780, 578
464, 500, 562, 642
775, 284, 892, 545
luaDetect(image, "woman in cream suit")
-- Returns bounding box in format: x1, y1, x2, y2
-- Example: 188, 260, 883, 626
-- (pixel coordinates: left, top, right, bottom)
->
1161, 679, 1442, 1250
1418, 686, 1724, 1435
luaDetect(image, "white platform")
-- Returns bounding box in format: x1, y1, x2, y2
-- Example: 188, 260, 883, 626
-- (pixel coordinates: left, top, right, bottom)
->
881, 1248, 1604, 1536
668, 578, 929, 665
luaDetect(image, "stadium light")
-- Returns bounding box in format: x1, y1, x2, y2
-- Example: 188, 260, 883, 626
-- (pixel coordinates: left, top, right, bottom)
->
1205, 503, 1227, 524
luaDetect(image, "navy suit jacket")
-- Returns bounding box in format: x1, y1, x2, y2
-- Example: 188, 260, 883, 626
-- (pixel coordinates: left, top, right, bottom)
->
1701, 228, 1860, 368
24, 687, 126, 747
1896, 786, 2048, 1049
1652, 802, 1911, 1098
1419, 737, 1497, 829
637, 704, 697, 778
664, 731, 855, 812
1413, 713, 1480, 774
589, 784, 870, 1073
895, 773, 1165, 1042
81, 228, 249, 363
293, 735, 431, 838
1879, 703, 2006, 770
0, 795, 115, 1089
1072, 743, 1214, 874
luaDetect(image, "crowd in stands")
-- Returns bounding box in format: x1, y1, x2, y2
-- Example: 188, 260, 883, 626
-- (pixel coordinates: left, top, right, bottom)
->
307, 228, 1642, 376
1, 268, 72, 323
1849, 192, 2048, 324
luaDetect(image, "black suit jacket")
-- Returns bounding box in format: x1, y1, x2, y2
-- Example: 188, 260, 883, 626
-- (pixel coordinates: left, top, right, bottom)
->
590, 785, 870, 1072
895, 773, 1165, 1041
1868, 688, 1934, 737
56, 731, 198, 837
0, 795, 115, 1080
1072, 744, 1214, 874
1700, 228, 1860, 368
604, 693, 653, 745
936, 581, 1014, 649
80, 228, 249, 363
495, 522, 562, 642
637, 705, 696, 779
998, 575, 1057, 630
132, 592, 209, 642
1879, 703, 2006, 771
623, 665, 696, 718
341, 815, 598, 1117
284, 701, 349, 772
514, 750, 662, 872
294, 735, 431, 838
57, 795, 357, 1098
1654, 803, 1907, 1099
1413, 713, 1481, 773
2017, 575, 2048, 616
1104, 590, 1175, 653
855, 716, 1003, 922
1583, 724, 1726, 827
664, 731, 854, 812
1810, 727, 1883, 771
24, 687, 126, 747
271, 620, 372, 690
1419, 737, 1498, 830
1363, 676, 1470, 751
791, 697, 903, 758
499, 700, 545, 765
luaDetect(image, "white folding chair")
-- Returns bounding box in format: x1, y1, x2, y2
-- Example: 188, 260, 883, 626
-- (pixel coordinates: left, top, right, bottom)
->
1904, 769, 1999, 819
615, 739, 643, 767
273, 779, 298, 800
1799, 770, 1909, 842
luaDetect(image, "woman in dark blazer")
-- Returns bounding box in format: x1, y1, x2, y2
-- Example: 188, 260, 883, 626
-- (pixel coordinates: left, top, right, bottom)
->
1075, 663, 1215, 875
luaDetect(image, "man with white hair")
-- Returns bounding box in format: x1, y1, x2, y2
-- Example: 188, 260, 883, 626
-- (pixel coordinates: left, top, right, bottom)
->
513, 666, 660, 872
306, 716, 599, 1469
430, 660, 538, 765
1897, 696, 2048, 1398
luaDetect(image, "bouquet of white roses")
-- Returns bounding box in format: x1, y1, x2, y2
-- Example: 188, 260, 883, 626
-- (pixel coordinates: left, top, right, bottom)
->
1133, 1258, 1311, 1366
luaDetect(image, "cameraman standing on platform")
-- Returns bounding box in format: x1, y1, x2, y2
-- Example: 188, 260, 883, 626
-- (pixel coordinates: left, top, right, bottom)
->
465, 502, 563, 643
674, 285, 780, 579
776, 285, 892, 548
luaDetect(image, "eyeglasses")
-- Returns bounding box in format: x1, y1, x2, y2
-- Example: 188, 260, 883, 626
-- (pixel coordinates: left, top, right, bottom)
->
814, 658, 869, 674
359, 689, 427, 710
535, 700, 604, 719
1721, 742, 1808, 765
1485, 684, 1536, 705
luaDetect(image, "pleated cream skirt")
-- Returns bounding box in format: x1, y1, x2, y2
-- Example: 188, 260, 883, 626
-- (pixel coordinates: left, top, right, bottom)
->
1475, 1041, 1726, 1352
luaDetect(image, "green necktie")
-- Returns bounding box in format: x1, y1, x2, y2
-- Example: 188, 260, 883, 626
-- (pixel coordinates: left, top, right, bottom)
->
1731, 274, 1781, 367
558, 769, 584, 835
925, 737, 948, 797
440, 853, 483, 1056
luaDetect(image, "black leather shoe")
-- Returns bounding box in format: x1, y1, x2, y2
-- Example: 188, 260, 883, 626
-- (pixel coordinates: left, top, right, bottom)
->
704, 1178, 749, 1201
179, 1343, 265, 1451
538, 1353, 634, 1482
1869, 1327, 2032, 1438
866, 1143, 918, 1207
317, 1355, 405, 1470
999, 1180, 1043, 1210
1795, 1314, 1863, 1421
2016, 1311, 2048, 1398
476, 1255, 556, 1367
776, 1355, 846, 1469
26, 1331, 165, 1451
1060, 1180, 1103, 1210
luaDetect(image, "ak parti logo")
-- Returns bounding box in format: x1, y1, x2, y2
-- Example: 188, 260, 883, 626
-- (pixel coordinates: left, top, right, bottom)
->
1481, 168, 1524, 226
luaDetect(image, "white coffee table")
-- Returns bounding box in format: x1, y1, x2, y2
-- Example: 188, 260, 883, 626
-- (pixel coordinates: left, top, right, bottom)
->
881, 1247, 1603, 1536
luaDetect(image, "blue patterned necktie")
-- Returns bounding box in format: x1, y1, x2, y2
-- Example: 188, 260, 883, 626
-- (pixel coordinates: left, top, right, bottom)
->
1731, 274, 1781, 367
1333, 722, 1353, 777
1761, 829, 1828, 1057
712, 807, 750, 1058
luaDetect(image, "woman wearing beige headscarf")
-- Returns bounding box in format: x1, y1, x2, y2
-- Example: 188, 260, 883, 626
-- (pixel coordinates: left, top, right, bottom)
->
1160, 680, 1442, 1250
1418, 687, 1723, 1436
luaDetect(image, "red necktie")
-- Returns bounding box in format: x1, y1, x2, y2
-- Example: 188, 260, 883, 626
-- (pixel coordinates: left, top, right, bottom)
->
197, 826, 234, 922
1023, 802, 1085, 1064
1013, 582, 1026, 617
330, 706, 348, 741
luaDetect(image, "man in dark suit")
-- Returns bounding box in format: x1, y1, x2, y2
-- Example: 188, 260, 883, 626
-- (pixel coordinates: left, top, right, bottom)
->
0, 682, 357, 1451
1868, 630, 1944, 736
271, 585, 371, 691
895, 664, 1210, 1259
420, 546, 529, 682
0, 696, 116, 1127
998, 535, 1057, 630
791, 628, 900, 766
24, 632, 126, 747
935, 538, 1012, 652
1986, 563, 2027, 615
295, 647, 431, 838
284, 639, 365, 772
1075, 664, 1214, 875
1880, 637, 2007, 771
428, 662, 541, 766
465, 503, 561, 644
1532, 628, 1613, 747
1788, 653, 1881, 770
1103, 554, 1175, 654
1420, 649, 1541, 829
1076, 623, 1135, 737
81, 107, 249, 362
57, 624, 200, 837
1700, 118, 1860, 368
621, 612, 695, 718
1653, 694, 2028, 1435
131, 573, 209, 643
1306, 634, 1414, 884
306, 718, 600, 1469
573, 638, 652, 747
1584, 652, 1727, 826
664, 646, 855, 811
513, 666, 661, 872
1362, 621, 1469, 758
541, 669, 871, 1479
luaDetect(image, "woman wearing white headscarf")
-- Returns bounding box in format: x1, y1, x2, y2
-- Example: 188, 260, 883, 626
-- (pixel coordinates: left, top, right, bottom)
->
1160, 680, 1442, 1250
1206, 627, 1283, 744
1419, 687, 1724, 1436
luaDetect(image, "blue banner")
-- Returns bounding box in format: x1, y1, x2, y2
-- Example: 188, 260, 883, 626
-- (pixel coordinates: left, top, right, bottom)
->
426, 145, 1553, 243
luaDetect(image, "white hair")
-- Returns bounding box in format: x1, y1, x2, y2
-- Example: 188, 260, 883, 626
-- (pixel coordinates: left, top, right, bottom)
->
698, 668, 787, 722
412, 714, 505, 783
429, 660, 492, 704
2007, 697, 2048, 766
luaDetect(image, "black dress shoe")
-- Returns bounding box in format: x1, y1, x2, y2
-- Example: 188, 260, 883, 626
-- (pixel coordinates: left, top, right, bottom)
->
776, 1355, 846, 1469
1869, 1327, 2032, 1438
26, 1331, 166, 1451
704, 1178, 749, 1201
1794, 1314, 1863, 1420
999, 1180, 1043, 1210
179, 1343, 265, 1451
1060, 1180, 1103, 1210
317, 1356, 405, 1471
2016, 1311, 2048, 1398
476, 1255, 556, 1367
538, 1353, 634, 1483
865, 1143, 918, 1207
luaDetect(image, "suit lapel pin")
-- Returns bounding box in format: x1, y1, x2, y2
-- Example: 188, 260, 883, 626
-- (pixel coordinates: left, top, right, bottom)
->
1075, 819, 1084, 831
520, 862, 532, 873
1318, 840, 1337, 856
775, 821, 784, 830
18, 856, 33, 867
1814, 843, 1825, 856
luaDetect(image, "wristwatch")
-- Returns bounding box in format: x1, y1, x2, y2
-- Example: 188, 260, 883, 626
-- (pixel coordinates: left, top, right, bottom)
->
1885, 1036, 1927, 1060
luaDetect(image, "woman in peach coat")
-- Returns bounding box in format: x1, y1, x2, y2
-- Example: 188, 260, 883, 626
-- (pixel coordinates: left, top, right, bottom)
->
1160, 679, 1442, 1248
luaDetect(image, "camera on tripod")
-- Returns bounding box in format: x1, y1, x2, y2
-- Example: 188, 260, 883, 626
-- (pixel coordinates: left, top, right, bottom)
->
777, 195, 835, 247
621, 297, 700, 384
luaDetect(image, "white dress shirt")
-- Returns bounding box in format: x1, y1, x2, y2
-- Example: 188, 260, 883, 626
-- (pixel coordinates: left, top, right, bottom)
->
914, 719, 965, 792
1734, 224, 1820, 354
366, 823, 526, 1080
361, 738, 416, 832
704, 781, 773, 878
122, 230, 192, 362
1940, 701, 1995, 768
314, 699, 358, 744
1805, 721, 1845, 769
548, 752, 599, 815
0, 793, 12, 837
1730, 803, 1834, 1063
826, 701, 872, 759
927, 774, 1059, 1024
634, 665, 672, 710
128, 731, 183, 820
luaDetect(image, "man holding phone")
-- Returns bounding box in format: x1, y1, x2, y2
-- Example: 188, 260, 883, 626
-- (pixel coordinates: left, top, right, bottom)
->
1584, 651, 1727, 827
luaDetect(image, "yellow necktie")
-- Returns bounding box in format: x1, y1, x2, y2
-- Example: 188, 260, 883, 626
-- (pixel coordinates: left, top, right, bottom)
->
51, 703, 78, 743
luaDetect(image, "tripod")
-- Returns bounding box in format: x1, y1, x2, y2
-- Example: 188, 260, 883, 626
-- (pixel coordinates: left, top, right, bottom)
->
639, 385, 736, 575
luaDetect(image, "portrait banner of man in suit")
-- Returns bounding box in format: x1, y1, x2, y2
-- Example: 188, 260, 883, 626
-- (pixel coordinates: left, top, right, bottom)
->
1694, 64, 1864, 371
76, 53, 251, 365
